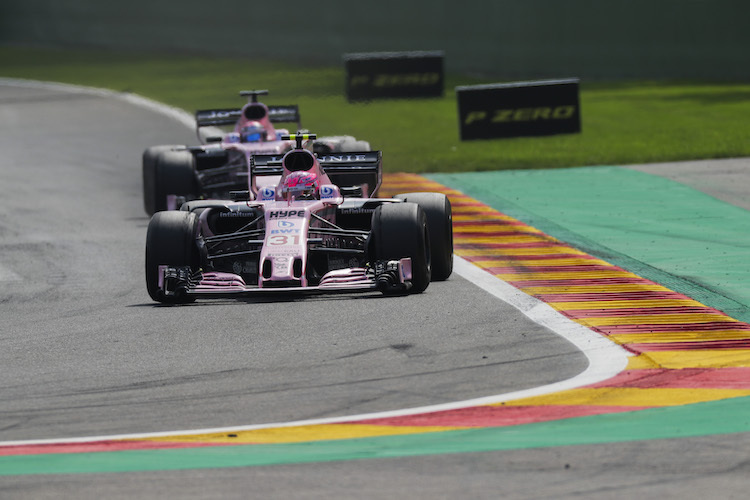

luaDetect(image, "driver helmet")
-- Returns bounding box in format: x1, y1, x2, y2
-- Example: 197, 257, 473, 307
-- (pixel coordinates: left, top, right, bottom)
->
281, 171, 319, 200
240, 121, 267, 142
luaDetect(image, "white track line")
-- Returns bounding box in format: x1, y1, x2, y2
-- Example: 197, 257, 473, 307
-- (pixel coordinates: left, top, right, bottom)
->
0, 79, 631, 447
0, 77, 195, 129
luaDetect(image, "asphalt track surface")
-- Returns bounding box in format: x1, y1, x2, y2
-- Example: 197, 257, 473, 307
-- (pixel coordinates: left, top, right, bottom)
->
628, 158, 750, 212
0, 84, 587, 497
1, 82, 750, 498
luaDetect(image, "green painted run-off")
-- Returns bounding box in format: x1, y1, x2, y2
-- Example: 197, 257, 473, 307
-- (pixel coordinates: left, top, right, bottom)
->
431, 166, 750, 322
2, 396, 750, 475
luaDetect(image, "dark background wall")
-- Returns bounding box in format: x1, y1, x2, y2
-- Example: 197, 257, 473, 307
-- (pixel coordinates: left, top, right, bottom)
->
1, 0, 747, 80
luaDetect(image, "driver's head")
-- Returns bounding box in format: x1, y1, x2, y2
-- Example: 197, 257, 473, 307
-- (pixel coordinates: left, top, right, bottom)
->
240, 121, 267, 142
281, 171, 319, 200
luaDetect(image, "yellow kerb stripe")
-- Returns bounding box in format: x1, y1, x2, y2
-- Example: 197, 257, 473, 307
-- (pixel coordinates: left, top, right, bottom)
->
576, 313, 739, 327
497, 387, 750, 407
520, 284, 671, 294
458, 247, 587, 257
135, 424, 460, 444
459, 236, 560, 245
549, 299, 705, 310
608, 330, 750, 344
626, 354, 661, 369
640, 350, 750, 369
453, 214, 519, 222
454, 225, 544, 235
497, 270, 639, 281
473, 258, 610, 268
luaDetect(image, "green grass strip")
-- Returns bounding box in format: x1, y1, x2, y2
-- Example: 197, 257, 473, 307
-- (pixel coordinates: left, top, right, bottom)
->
3, 46, 750, 172
3, 396, 750, 476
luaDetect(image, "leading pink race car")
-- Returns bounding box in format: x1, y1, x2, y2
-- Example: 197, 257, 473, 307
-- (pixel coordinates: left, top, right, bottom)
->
145, 133, 453, 303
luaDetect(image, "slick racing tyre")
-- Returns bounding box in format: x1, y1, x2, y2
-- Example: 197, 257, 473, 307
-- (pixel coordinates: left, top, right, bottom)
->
151, 149, 198, 214
142, 145, 180, 216
395, 192, 453, 281
145, 211, 199, 304
370, 202, 430, 294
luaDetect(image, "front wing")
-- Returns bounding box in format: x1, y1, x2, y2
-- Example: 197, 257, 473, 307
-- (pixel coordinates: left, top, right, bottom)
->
157, 259, 413, 298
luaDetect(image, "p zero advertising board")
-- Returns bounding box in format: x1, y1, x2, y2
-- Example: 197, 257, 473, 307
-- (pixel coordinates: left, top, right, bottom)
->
344, 51, 444, 101
456, 79, 581, 140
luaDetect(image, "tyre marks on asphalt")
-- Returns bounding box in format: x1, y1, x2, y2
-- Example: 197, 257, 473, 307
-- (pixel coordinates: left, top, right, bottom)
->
4, 172, 750, 472
0, 263, 22, 282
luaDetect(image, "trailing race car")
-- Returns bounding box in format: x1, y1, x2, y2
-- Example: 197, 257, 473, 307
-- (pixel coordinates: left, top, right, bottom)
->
142, 90, 370, 215
145, 133, 453, 303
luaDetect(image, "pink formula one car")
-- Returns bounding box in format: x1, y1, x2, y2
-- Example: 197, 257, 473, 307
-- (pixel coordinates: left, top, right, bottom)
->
142, 90, 370, 215
145, 134, 453, 303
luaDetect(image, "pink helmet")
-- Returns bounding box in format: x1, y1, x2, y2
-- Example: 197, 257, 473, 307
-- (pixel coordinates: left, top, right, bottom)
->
281, 171, 319, 200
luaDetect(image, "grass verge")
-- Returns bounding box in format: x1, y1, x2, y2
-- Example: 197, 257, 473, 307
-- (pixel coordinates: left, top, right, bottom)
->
2, 45, 750, 173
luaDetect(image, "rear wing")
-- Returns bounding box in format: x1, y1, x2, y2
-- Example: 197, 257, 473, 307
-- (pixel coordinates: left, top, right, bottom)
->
252, 151, 383, 197
268, 105, 301, 126
195, 105, 301, 128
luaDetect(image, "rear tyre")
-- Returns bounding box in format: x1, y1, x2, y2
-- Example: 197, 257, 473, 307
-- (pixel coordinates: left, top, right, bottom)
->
142, 145, 180, 216
152, 150, 198, 214
145, 211, 199, 304
395, 192, 453, 281
370, 202, 430, 294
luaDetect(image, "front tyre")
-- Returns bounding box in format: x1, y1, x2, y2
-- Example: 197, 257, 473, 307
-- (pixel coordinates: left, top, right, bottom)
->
370, 202, 430, 294
145, 211, 199, 304
395, 192, 453, 281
